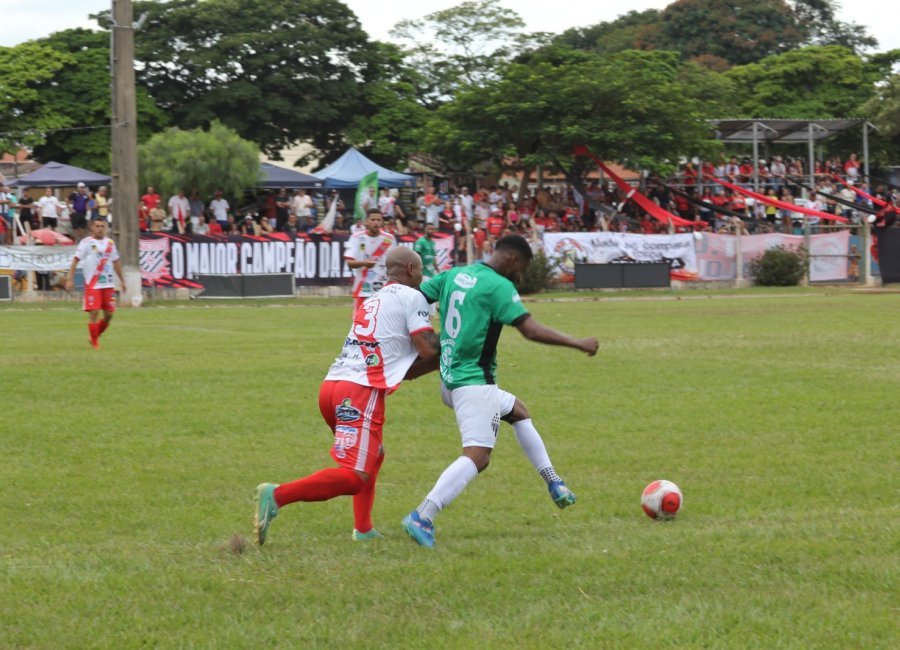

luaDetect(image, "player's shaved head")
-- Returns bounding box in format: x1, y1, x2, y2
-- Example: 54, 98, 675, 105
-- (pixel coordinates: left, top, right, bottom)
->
386, 246, 420, 273
386, 246, 424, 288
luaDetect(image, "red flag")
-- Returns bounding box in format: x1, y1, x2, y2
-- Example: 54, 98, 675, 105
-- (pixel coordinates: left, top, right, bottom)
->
705, 175, 849, 223
574, 145, 701, 227
832, 175, 887, 208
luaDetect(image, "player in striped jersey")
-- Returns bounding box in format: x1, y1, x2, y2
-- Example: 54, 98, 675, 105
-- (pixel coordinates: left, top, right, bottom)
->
254, 247, 438, 545
345, 209, 397, 318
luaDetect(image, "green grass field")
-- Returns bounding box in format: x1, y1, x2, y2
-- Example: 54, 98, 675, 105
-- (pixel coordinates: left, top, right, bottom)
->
2, 290, 898, 648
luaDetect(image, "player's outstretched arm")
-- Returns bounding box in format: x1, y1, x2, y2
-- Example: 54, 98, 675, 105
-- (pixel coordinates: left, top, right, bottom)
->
404, 330, 440, 380
515, 315, 598, 356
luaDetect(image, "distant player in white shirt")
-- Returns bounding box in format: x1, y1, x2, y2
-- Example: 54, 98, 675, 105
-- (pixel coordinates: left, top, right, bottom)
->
65, 216, 126, 349
253, 247, 438, 545
344, 209, 397, 317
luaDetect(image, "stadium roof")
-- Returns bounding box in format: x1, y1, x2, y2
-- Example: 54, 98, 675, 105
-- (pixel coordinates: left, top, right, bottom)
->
709, 118, 870, 144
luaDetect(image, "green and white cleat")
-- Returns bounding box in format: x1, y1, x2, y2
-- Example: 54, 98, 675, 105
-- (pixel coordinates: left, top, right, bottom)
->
548, 480, 576, 509
254, 483, 279, 545
351, 528, 385, 541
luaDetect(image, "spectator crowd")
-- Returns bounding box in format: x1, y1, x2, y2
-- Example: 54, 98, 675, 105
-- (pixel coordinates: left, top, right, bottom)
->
3, 152, 898, 272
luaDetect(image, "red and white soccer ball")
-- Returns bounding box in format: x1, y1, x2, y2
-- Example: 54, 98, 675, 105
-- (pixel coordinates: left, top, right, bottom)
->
641, 480, 683, 520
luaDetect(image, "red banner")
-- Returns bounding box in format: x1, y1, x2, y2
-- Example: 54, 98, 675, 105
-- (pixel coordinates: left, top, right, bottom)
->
832, 174, 887, 208
574, 145, 702, 228
706, 175, 849, 223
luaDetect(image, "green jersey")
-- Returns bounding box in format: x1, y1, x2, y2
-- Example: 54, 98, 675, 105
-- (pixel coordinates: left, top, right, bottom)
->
421, 262, 529, 390
413, 235, 438, 279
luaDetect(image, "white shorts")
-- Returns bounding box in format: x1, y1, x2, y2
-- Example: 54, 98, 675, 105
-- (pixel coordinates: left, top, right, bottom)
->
441, 384, 516, 449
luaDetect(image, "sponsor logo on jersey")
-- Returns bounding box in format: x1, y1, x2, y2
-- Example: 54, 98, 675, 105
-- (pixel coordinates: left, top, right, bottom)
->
335, 398, 361, 422
365, 353, 380, 366
439, 339, 455, 382
345, 337, 380, 349
512, 293, 521, 303
453, 273, 478, 289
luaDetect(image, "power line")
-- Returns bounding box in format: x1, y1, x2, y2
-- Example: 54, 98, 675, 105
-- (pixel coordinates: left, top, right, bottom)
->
0, 123, 127, 138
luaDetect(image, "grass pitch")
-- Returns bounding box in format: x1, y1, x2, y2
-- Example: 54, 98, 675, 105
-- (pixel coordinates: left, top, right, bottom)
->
1, 290, 897, 648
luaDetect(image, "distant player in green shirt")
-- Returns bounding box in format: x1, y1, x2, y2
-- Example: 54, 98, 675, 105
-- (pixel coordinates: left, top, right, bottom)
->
402, 235, 599, 548
413, 224, 439, 280
413, 224, 439, 317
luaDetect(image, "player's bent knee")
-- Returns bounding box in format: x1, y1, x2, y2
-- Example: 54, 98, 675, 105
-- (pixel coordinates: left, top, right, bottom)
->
502, 398, 529, 423
462, 447, 491, 473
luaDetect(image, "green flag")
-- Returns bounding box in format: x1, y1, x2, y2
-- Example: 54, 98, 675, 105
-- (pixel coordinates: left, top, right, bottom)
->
354, 171, 379, 221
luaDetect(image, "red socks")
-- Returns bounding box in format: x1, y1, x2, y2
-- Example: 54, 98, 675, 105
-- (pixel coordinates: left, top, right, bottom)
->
274, 467, 365, 507
272, 460, 385, 533
88, 320, 109, 346
353, 453, 384, 534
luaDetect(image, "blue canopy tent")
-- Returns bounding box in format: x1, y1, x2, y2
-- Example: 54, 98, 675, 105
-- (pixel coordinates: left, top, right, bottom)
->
313, 147, 415, 189
11, 161, 111, 187
259, 162, 323, 189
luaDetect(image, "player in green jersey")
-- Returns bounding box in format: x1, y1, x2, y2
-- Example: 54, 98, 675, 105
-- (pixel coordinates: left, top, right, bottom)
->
402, 235, 598, 548
413, 223, 439, 280
413, 223, 440, 317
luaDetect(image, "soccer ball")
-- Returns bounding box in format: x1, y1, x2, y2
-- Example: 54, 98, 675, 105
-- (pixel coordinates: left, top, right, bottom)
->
641, 480, 683, 520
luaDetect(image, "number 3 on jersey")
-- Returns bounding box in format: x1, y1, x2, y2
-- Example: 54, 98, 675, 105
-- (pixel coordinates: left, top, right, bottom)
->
354, 298, 380, 337
444, 290, 465, 339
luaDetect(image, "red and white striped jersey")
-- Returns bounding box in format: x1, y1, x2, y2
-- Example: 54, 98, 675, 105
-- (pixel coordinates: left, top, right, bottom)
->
345, 230, 396, 299
325, 283, 432, 389
74, 236, 119, 289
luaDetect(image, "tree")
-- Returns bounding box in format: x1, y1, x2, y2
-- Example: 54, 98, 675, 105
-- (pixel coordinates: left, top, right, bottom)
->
138, 121, 260, 200
335, 40, 429, 170
860, 65, 900, 166
657, 0, 804, 67
789, 1, 878, 53
555, 10, 661, 55
725, 46, 888, 118
550, 1, 879, 70
26, 29, 166, 173
424, 48, 725, 186
389, 0, 526, 107
118, 0, 385, 163
344, 79, 429, 169
0, 42, 73, 156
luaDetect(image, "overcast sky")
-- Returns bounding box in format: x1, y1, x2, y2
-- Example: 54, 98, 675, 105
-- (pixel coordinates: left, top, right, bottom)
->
3, 1, 899, 52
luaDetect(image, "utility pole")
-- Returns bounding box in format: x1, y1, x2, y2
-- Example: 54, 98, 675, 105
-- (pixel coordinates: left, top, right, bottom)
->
111, 0, 142, 304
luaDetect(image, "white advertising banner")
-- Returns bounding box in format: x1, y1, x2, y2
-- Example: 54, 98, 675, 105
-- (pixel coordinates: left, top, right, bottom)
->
0, 245, 76, 272
695, 231, 849, 282
542, 232, 699, 281
808, 230, 850, 282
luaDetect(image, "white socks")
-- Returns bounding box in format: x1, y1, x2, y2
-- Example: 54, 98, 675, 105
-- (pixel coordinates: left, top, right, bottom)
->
417, 456, 478, 522
415, 419, 560, 523
513, 418, 552, 474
